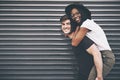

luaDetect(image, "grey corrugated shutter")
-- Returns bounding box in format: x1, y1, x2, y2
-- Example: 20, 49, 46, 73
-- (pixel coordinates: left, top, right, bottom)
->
0, 0, 120, 80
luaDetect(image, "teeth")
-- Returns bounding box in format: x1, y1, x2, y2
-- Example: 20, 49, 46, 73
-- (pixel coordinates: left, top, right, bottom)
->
64, 28, 68, 30
63, 28, 70, 34
76, 18, 79, 21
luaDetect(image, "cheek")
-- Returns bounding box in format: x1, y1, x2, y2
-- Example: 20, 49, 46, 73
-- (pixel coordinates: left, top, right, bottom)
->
61, 26, 65, 32
68, 25, 71, 29
61, 26, 64, 29
79, 14, 81, 18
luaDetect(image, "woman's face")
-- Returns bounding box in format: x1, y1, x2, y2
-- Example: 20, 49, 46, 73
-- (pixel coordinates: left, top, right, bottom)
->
71, 8, 81, 23
61, 19, 71, 34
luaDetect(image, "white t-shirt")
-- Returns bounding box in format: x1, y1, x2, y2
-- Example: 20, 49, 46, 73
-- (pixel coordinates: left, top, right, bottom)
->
81, 19, 111, 51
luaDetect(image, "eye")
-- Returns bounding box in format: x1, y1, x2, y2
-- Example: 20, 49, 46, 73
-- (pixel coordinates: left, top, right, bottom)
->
66, 22, 70, 25
71, 12, 80, 18
61, 23, 65, 25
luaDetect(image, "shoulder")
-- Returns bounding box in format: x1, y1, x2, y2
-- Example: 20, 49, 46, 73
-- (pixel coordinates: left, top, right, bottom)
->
83, 19, 94, 24
81, 36, 94, 49
81, 19, 95, 30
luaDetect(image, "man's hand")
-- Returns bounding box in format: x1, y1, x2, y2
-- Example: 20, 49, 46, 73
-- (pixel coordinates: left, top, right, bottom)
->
95, 77, 103, 80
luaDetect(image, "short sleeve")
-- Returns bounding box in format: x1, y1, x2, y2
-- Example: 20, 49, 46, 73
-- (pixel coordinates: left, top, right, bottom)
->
81, 36, 94, 49
81, 19, 94, 31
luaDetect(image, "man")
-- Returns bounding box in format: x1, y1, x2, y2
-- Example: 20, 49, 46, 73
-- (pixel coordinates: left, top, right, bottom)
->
60, 15, 103, 80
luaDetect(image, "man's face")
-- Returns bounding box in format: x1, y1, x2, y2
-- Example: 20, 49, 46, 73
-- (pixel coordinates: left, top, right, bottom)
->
71, 8, 81, 23
61, 19, 71, 34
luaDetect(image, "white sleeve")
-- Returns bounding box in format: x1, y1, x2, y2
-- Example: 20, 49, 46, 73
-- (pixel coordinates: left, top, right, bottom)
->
81, 19, 94, 31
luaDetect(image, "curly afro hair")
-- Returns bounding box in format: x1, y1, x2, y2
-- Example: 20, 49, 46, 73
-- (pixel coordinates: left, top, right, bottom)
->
65, 3, 91, 27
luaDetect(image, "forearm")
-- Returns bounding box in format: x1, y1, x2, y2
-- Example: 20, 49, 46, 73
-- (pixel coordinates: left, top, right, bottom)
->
87, 44, 103, 78
72, 27, 88, 46
93, 52, 103, 77
72, 32, 85, 46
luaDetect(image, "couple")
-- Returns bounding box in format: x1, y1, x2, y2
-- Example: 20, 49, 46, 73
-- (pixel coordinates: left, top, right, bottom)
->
60, 3, 115, 80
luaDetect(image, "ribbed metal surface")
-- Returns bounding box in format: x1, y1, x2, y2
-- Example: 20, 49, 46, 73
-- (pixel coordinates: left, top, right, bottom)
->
0, 0, 120, 80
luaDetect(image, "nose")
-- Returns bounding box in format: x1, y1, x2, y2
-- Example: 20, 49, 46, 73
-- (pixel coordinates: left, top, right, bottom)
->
64, 24, 68, 28
74, 14, 78, 18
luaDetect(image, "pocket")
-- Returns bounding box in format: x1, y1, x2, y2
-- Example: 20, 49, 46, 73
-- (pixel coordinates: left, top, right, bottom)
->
102, 51, 115, 60
102, 51, 115, 68
102, 50, 115, 66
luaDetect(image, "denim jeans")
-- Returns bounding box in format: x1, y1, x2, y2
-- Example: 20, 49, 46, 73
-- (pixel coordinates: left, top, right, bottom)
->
88, 50, 115, 80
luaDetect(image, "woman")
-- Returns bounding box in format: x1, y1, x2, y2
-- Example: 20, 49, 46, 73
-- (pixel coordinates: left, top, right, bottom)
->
60, 15, 103, 80
65, 3, 115, 80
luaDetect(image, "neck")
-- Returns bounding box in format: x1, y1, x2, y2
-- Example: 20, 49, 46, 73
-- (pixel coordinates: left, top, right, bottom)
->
67, 32, 74, 39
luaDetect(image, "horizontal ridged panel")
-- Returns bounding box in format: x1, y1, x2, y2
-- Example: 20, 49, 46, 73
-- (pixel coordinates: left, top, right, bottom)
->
0, 0, 120, 80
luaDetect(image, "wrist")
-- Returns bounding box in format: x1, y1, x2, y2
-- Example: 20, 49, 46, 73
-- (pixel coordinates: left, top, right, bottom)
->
96, 77, 103, 80
97, 74, 103, 78
97, 75, 103, 77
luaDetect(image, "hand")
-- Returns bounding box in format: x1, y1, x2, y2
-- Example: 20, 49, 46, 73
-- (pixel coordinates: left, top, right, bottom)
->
95, 77, 103, 80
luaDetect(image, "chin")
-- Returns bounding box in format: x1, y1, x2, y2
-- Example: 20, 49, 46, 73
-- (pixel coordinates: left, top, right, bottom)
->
64, 32, 69, 34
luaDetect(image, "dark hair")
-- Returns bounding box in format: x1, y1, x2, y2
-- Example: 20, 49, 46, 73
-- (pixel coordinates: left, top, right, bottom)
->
60, 15, 69, 23
65, 3, 91, 28
60, 15, 77, 33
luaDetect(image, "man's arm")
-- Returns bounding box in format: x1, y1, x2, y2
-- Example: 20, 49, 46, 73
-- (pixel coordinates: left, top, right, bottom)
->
87, 44, 103, 80
72, 27, 89, 47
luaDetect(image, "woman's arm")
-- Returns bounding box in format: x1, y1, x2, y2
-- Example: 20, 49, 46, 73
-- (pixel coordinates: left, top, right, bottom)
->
72, 27, 89, 47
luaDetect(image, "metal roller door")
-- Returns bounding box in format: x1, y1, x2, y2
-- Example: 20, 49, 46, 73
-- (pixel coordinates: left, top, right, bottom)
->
0, 0, 120, 80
